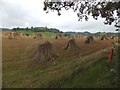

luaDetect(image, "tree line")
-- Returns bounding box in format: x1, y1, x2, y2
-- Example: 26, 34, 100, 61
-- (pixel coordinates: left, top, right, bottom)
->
64, 31, 119, 37
12, 27, 62, 33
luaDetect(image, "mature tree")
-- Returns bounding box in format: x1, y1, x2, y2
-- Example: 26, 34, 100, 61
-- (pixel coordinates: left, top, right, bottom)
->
43, 0, 120, 29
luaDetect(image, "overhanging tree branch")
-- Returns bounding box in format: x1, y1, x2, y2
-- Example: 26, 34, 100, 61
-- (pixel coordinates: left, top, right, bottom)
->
43, 0, 120, 26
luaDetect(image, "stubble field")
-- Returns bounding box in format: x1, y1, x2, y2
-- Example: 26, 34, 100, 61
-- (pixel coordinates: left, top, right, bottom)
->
2, 32, 118, 88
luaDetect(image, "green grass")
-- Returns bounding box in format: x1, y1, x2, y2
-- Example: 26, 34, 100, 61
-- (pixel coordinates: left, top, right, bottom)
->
42, 32, 56, 37
41, 49, 119, 88
16, 30, 33, 35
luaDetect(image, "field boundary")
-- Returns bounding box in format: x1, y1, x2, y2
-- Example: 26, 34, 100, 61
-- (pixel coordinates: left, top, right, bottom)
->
75, 45, 114, 64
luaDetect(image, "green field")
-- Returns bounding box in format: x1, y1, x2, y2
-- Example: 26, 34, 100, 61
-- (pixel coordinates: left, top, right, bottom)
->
16, 30, 33, 35
42, 32, 56, 37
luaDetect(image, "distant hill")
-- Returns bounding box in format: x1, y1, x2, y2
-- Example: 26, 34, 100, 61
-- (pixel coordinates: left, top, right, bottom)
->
64, 31, 92, 36
0, 27, 119, 37
12, 27, 62, 33
64, 31, 118, 36
0, 28, 12, 32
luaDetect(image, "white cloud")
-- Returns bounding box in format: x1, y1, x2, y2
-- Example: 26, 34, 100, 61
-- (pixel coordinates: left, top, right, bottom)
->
0, 0, 117, 32
0, 25, 2, 28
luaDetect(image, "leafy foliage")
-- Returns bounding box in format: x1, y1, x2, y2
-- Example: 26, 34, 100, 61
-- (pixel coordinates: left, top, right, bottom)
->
12, 27, 61, 33
43, 0, 120, 27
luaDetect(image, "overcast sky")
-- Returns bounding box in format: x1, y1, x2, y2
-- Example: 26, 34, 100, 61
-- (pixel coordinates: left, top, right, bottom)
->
0, 0, 118, 33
